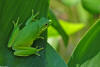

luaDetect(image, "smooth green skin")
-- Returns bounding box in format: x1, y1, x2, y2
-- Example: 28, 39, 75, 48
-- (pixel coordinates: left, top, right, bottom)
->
8, 16, 49, 56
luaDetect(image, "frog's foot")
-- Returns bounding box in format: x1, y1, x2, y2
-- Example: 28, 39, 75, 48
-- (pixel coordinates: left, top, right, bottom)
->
32, 9, 39, 19
12, 17, 22, 28
25, 10, 39, 25
14, 47, 43, 56
35, 53, 40, 56
37, 36, 44, 39
12, 17, 19, 26
35, 48, 43, 56
31, 9, 39, 22
37, 48, 43, 51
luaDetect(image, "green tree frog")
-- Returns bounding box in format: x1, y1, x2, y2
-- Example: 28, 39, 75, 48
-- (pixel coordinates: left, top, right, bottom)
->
8, 14, 49, 56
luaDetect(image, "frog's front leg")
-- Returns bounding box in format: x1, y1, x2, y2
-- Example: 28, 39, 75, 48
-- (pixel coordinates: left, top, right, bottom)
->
14, 47, 43, 56
25, 10, 39, 25
8, 18, 20, 48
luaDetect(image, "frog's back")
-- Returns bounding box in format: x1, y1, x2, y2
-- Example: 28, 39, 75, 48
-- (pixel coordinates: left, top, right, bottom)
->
13, 22, 39, 47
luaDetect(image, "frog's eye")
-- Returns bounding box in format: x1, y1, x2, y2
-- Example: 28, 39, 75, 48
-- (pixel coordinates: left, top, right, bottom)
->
45, 24, 48, 26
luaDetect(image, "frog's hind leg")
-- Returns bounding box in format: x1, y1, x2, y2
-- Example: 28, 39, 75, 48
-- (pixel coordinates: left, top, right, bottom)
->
14, 47, 43, 56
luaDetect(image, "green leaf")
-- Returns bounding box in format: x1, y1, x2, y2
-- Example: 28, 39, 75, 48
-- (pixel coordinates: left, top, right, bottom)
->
48, 9, 69, 47
68, 19, 100, 67
0, 0, 68, 67
82, 0, 100, 14
59, 20, 85, 35
46, 43, 68, 67
80, 52, 100, 67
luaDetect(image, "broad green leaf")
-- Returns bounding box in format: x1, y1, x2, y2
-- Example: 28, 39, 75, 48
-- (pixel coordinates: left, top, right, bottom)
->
46, 43, 68, 67
48, 9, 69, 47
68, 19, 100, 67
0, 0, 68, 67
80, 52, 100, 67
0, 0, 49, 66
82, 0, 100, 14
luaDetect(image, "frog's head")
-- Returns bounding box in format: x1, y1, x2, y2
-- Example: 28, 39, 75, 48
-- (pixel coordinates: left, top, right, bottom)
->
38, 17, 50, 33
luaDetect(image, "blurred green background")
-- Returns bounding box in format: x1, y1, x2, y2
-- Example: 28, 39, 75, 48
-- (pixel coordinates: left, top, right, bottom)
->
48, 0, 98, 63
